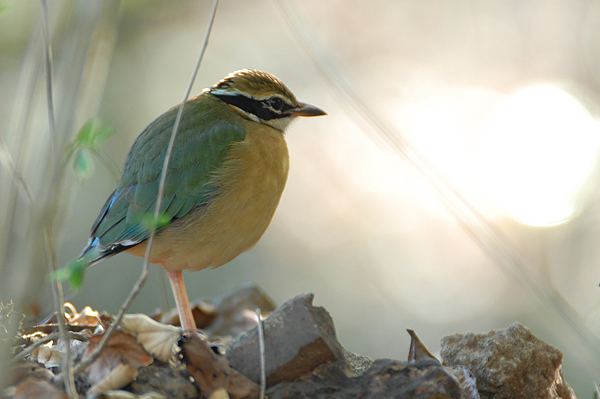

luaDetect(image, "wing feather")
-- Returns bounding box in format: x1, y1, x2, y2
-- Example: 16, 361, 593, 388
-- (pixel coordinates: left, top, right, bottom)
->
82, 97, 246, 260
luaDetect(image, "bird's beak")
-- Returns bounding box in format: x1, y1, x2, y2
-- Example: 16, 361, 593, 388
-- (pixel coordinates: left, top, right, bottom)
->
290, 102, 327, 117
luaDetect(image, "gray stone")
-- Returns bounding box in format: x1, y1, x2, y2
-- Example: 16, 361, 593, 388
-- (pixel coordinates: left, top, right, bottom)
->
441, 322, 576, 399
266, 358, 467, 399
226, 294, 344, 385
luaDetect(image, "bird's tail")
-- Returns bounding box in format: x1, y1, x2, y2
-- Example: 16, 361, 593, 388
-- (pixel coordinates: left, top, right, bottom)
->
78, 238, 109, 267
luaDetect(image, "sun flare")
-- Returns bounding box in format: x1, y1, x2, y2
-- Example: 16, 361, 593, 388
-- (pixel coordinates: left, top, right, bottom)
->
476, 85, 600, 226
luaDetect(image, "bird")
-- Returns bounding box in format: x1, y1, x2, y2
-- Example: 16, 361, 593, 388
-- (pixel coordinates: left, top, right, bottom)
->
74, 69, 326, 332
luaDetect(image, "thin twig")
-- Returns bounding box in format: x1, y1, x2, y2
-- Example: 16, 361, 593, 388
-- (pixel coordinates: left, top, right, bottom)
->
66, 263, 149, 377
0, 137, 34, 204
40, 1, 76, 397
93, 149, 122, 182
148, 0, 220, 247
62, 0, 221, 380
256, 308, 266, 399
44, 227, 77, 398
40, 0, 56, 158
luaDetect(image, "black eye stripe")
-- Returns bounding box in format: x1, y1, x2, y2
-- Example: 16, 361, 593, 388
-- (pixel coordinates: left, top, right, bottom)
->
213, 94, 294, 120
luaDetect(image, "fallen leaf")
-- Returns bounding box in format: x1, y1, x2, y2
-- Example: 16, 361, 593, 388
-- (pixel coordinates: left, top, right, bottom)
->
162, 300, 217, 329
8, 360, 54, 389
85, 331, 153, 386
203, 284, 275, 338
30, 343, 62, 368
14, 378, 68, 399
87, 363, 139, 396
209, 388, 230, 399
68, 305, 102, 328
178, 333, 230, 395
120, 314, 182, 362
97, 391, 168, 399
178, 333, 259, 399
226, 370, 259, 399
24, 303, 103, 336
407, 329, 438, 363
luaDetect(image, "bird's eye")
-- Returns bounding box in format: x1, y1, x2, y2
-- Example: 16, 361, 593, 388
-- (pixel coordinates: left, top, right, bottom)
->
267, 97, 284, 111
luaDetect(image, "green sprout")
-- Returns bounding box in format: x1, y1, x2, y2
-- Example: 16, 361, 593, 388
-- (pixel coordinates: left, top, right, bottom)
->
65, 117, 118, 181
139, 212, 172, 232
51, 258, 88, 290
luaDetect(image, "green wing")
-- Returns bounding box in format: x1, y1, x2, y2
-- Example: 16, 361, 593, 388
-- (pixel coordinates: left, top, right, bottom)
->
82, 97, 246, 261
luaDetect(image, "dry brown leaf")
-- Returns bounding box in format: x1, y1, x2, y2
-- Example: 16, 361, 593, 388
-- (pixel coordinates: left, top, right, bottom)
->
226, 369, 259, 399
7, 360, 54, 387
86, 331, 153, 386
24, 302, 103, 336
162, 300, 217, 329
120, 314, 182, 362
203, 284, 275, 338
30, 343, 62, 368
407, 329, 438, 363
87, 363, 139, 396
14, 378, 68, 399
89, 390, 139, 399
97, 391, 168, 399
209, 388, 231, 399
178, 333, 258, 399
178, 333, 230, 395
68, 305, 102, 328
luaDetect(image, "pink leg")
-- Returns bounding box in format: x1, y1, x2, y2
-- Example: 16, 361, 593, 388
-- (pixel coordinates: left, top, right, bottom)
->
166, 269, 197, 332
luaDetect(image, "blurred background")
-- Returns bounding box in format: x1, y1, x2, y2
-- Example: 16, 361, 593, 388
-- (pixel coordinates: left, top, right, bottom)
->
3, 0, 600, 395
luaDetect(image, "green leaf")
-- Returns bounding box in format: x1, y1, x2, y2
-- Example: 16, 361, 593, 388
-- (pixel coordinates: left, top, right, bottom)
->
51, 259, 87, 290
138, 212, 171, 231
73, 150, 95, 180
74, 117, 116, 150
65, 118, 117, 180
92, 126, 116, 148
75, 118, 100, 147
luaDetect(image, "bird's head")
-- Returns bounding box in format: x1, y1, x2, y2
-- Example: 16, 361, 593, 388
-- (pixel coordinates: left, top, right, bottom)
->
208, 69, 326, 132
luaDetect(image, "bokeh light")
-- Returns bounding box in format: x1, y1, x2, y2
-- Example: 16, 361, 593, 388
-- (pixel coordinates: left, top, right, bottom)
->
476, 85, 600, 226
